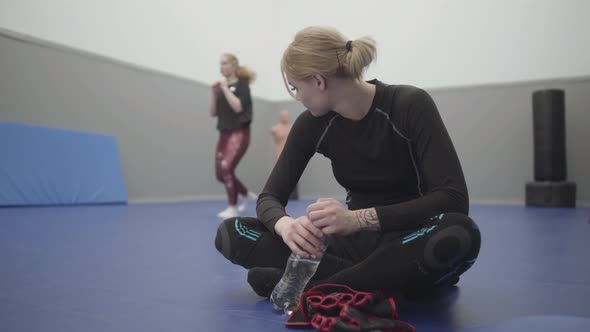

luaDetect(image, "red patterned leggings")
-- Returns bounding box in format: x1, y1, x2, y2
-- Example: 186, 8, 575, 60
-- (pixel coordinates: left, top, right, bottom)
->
215, 127, 250, 205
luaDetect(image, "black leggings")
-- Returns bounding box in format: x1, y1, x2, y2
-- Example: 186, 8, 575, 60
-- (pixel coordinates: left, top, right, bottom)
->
215, 212, 481, 294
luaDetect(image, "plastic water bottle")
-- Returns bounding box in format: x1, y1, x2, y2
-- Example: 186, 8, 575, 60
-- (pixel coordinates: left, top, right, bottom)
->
270, 252, 322, 314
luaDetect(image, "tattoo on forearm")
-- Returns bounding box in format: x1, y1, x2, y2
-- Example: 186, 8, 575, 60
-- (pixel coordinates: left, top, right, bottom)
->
355, 208, 380, 231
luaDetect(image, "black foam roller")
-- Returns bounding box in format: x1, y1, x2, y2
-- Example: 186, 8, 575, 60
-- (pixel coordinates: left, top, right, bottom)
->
525, 181, 576, 207
532, 89, 567, 181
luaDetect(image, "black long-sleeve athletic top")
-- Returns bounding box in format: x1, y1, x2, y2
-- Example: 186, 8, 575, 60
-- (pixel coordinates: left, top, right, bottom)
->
256, 79, 468, 234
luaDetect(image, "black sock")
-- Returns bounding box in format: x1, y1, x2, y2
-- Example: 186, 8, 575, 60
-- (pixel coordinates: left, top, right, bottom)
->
247, 267, 283, 297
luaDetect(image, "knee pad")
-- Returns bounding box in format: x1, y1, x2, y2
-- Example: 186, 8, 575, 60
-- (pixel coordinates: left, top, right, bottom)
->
215, 219, 233, 260
423, 213, 480, 271
214, 217, 263, 265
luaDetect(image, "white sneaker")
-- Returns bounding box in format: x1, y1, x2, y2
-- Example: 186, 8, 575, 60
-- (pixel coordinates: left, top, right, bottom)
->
217, 206, 238, 219
237, 191, 258, 212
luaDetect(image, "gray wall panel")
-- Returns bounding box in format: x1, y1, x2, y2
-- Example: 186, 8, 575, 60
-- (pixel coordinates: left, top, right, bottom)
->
2, 30, 588, 205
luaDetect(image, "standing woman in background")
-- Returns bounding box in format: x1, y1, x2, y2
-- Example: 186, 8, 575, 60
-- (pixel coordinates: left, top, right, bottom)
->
210, 53, 258, 219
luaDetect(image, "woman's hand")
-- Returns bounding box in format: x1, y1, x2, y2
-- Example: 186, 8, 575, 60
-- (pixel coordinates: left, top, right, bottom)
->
274, 215, 325, 258
218, 78, 228, 90
211, 81, 220, 93
307, 198, 359, 236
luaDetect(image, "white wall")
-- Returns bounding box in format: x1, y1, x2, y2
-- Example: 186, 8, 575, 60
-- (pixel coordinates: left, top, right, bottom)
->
276, 0, 590, 100
1, 0, 589, 101
0, 0, 280, 100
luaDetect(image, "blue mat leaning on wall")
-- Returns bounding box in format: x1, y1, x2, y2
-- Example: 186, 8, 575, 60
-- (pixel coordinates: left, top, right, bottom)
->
0, 122, 127, 206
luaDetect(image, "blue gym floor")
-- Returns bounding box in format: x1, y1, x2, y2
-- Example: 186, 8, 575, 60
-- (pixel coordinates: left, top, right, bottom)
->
1, 200, 589, 332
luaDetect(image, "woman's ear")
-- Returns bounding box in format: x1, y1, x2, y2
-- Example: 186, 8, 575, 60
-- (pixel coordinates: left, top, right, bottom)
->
312, 74, 327, 91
